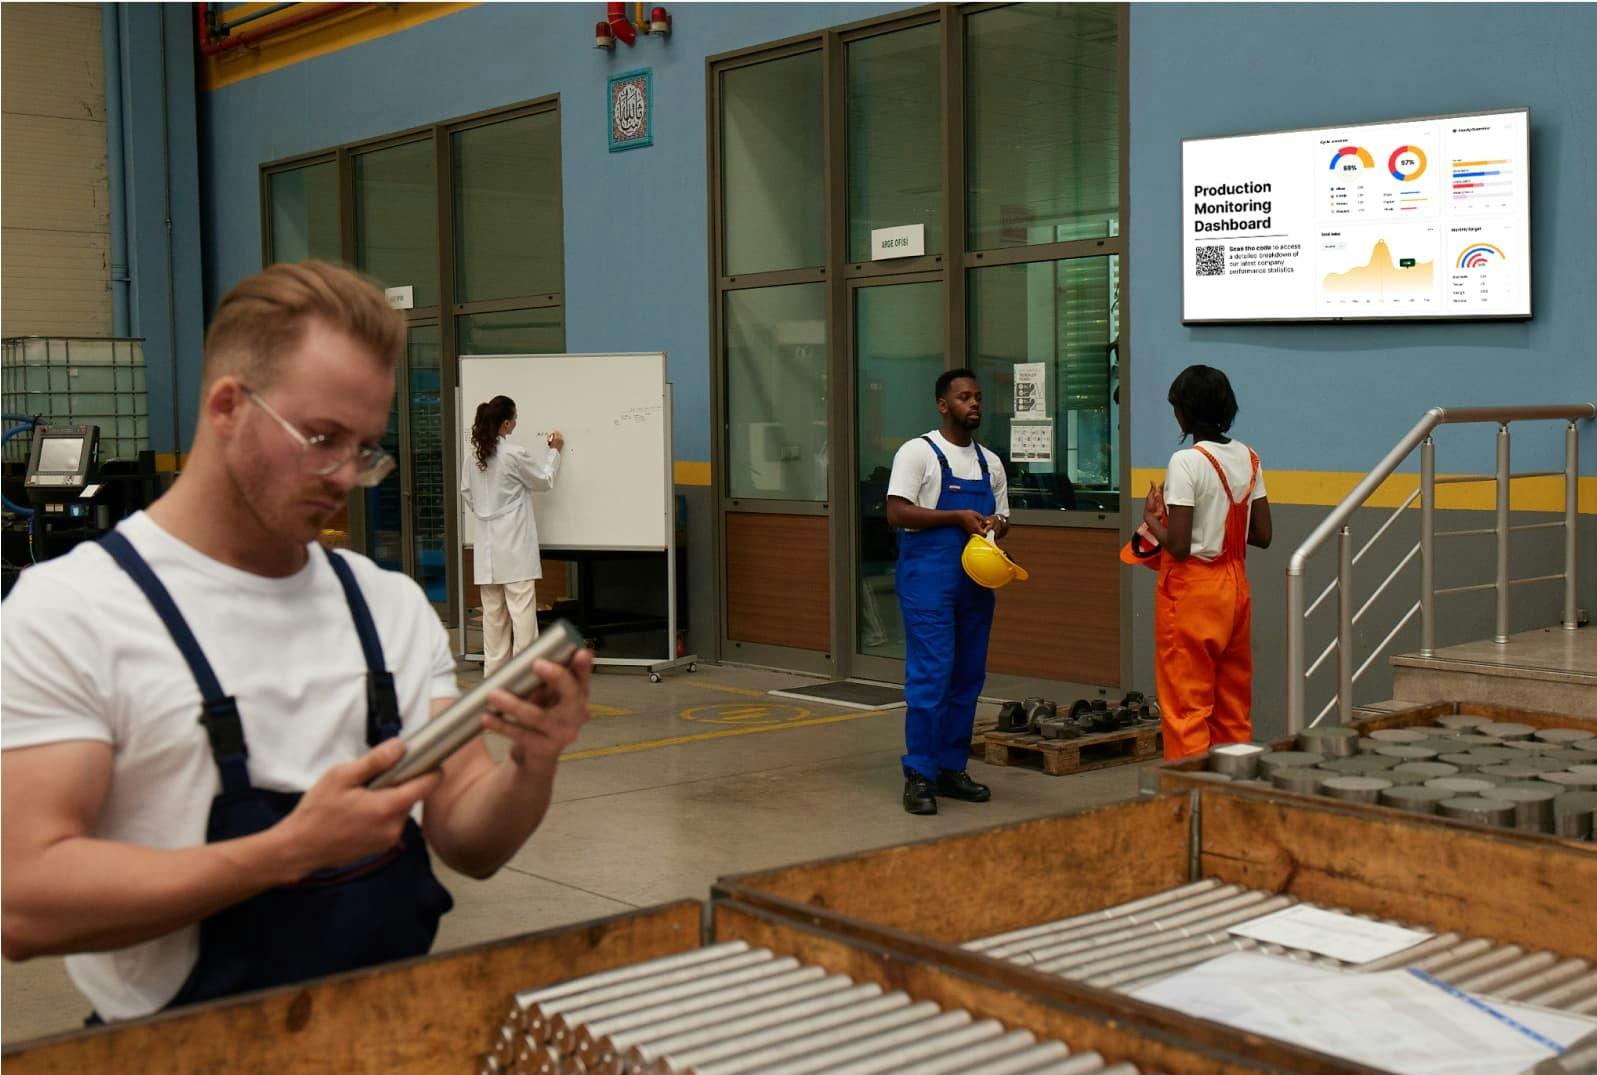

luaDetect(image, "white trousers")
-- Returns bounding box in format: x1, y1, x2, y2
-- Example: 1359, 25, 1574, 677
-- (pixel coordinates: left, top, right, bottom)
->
481, 579, 540, 676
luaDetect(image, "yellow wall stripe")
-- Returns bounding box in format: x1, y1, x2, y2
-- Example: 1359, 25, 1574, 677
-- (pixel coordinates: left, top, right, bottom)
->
201, 3, 474, 91
674, 461, 712, 487
1130, 468, 1597, 515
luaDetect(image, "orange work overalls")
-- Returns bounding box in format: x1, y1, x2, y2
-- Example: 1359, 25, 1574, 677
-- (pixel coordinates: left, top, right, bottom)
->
1154, 445, 1259, 761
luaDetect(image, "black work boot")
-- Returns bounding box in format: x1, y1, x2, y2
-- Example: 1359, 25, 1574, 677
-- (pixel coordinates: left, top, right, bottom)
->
902, 773, 938, 815
936, 769, 992, 803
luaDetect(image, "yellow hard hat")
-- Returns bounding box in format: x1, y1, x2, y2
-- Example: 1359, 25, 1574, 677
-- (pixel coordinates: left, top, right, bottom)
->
962, 533, 1029, 589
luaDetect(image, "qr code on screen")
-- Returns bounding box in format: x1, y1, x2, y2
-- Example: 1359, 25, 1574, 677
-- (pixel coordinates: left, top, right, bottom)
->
1196, 245, 1225, 277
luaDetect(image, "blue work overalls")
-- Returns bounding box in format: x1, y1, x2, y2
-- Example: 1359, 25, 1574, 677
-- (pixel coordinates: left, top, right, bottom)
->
99, 531, 454, 1011
896, 436, 997, 780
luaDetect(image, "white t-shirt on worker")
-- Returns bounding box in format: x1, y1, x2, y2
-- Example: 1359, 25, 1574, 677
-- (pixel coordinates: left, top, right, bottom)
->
887, 431, 1010, 530
1163, 438, 1267, 562
0, 512, 459, 1021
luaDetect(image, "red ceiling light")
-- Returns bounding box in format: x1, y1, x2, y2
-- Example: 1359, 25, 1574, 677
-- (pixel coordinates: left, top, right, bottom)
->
648, 7, 671, 35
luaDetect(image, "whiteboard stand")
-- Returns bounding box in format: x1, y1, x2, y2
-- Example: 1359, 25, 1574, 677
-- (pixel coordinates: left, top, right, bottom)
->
453, 365, 697, 683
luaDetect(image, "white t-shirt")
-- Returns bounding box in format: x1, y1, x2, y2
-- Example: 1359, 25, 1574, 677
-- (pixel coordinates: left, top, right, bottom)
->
886, 431, 1010, 529
0, 512, 458, 1020
1163, 438, 1267, 561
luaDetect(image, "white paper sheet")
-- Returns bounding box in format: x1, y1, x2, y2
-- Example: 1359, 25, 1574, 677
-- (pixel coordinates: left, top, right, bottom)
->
1226, 904, 1432, 964
1010, 420, 1053, 464
1131, 951, 1595, 1075
1013, 363, 1046, 416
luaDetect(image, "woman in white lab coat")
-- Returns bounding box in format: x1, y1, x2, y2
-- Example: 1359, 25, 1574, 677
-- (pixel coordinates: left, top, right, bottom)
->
461, 395, 563, 674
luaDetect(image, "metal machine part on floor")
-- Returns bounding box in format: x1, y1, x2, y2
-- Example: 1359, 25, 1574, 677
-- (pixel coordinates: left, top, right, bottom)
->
962, 878, 1597, 1029
1189, 718, 1597, 838
474, 940, 1145, 1075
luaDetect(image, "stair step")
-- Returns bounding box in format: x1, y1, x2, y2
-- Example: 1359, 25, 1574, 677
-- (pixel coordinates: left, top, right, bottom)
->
1390, 625, 1597, 718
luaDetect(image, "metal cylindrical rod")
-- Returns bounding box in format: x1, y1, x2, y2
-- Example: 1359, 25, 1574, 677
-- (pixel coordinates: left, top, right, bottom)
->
1337, 526, 1354, 724
1496, 958, 1591, 1002
995, 885, 1247, 963
1420, 437, 1436, 655
1036, 895, 1294, 976
1287, 569, 1306, 734
965, 1042, 1074, 1075
1095, 937, 1260, 992
623, 985, 899, 1074
1024, 890, 1279, 969
610, 980, 870, 1073
873, 1029, 1038, 1075
1529, 970, 1597, 1010
1495, 424, 1511, 643
515, 943, 750, 1039
549, 955, 795, 1052
694, 1006, 962, 1075
967, 880, 1222, 952
1566, 421, 1580, 630
1452, 950, 1559, 995
821, 1019, 1006, 1075
574, 965, 831, 1068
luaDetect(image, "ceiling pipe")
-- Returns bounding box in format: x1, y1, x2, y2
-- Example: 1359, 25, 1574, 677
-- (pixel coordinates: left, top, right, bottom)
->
196, 2, 356, 57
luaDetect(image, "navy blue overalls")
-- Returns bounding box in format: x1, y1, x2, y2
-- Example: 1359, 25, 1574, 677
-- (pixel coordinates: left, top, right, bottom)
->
896, 436, 997, 780
99, 531, 454, 1011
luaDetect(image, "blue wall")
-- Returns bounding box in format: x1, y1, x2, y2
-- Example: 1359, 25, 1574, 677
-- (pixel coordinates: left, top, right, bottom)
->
200, 2, 910, 463
1128, 3, 1597, 479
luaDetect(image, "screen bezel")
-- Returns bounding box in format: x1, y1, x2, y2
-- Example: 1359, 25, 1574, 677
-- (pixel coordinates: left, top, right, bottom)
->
1180, 106, 1532, 325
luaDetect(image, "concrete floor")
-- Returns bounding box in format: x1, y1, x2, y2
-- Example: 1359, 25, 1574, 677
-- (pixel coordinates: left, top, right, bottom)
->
1, 662, 1148, 1044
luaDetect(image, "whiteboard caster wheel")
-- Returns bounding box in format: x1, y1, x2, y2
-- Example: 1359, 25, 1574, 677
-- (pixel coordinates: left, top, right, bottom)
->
649, 673, 663, 684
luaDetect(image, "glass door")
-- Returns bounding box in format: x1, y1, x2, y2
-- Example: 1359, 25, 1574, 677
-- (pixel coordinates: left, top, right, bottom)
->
850, 278, 944, 681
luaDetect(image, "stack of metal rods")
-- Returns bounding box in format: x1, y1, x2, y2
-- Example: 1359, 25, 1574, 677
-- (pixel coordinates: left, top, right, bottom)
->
475, 941, 1143, 1075
963, 879, 1597, 1016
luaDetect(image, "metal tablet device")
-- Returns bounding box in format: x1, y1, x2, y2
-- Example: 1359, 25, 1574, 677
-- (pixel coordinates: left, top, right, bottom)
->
369, 619, 585, 789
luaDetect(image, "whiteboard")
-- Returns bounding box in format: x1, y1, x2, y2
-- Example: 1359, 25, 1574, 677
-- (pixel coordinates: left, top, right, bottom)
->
459, 353, 669, 550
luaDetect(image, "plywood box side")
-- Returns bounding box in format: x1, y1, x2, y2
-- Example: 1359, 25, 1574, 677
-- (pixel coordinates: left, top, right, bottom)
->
1, 900, 702, 1075
718, 796, 1192, 943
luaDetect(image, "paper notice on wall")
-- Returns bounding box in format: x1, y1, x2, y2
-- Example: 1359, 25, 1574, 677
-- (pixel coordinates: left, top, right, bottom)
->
1011, 420, 1053, 467
1013, 363, 1046, 417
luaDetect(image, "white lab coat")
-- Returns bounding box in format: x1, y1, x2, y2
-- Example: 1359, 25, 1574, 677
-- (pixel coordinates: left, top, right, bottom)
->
461, 437, 561, 584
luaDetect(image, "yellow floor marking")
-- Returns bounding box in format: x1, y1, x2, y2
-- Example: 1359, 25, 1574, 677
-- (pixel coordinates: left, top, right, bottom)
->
589, 705, 633, 719
564, 708, 892, 761
679, 682, 772, 699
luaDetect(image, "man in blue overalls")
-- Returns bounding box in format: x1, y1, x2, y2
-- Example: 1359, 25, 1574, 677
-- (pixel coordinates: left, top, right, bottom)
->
885, 369, 1010, 815
1, 262, 593, 1022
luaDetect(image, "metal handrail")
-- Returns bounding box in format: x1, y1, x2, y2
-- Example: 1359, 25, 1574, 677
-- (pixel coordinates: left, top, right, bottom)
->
1286, 402, 1595, 733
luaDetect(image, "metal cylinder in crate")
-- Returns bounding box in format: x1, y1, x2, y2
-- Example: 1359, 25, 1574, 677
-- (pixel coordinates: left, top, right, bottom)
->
1378, 784, 1456, 814
1209, 743, 1266, 780
1271, 766, 1326, 794
1438, 796, 1516, 827
1298, 726, 1358, 757
1480, 786, 1558, 833
1553, 791, 1597, 839
1320, 776, 1392, 803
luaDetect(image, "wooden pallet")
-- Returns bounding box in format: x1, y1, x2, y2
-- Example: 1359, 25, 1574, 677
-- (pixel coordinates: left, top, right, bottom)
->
969, 716, 998, 757
982, 722, 1161, 776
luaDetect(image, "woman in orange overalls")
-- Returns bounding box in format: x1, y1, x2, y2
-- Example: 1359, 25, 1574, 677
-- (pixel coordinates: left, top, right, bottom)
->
1141, 366, 1272, 760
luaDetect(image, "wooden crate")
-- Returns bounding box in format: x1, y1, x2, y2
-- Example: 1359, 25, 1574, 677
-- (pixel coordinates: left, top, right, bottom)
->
984, 722, 1161, 775
4, 896, 1300, 1074
1, 901, 702, 1075
715, 790, 1597, 1071
1158, 700, 1597, 850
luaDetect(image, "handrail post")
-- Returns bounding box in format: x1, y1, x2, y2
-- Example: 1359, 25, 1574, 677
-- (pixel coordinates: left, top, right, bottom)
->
1495, 423, 1511, 644
1337, 526, 1354, 725
1286, 570, 1304, 734
1420, 436, 1436, 656
1567, 420, 1580, 630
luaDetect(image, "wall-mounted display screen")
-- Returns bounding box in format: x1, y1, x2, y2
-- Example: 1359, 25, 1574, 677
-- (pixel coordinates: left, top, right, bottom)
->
37, 437, 85, 472
1182, 108, 1530, 322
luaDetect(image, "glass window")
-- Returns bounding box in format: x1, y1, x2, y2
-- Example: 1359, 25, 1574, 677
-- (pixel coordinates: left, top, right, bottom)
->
724, 283, 828, 501
355, 140, 439, 308
453, 112, 563, 302
966, 3, 1120, 250
722, 53, 825, 276
406, 325, 447, 605
457, 307, 564, 356
847, 25, 942, 263
854, 281, 944, 660
268, 162, 339, 263
968, 254, 1119, 512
